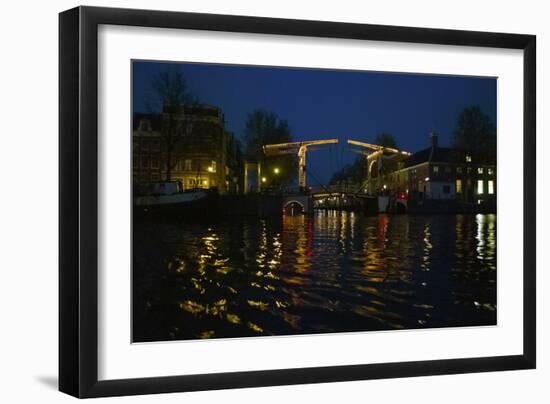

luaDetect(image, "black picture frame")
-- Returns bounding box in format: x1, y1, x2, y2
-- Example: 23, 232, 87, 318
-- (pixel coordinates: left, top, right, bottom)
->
59, 6, 536, 398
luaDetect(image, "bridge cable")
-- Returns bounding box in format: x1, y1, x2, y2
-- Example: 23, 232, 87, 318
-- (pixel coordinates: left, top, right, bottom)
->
306, 164, 332, 194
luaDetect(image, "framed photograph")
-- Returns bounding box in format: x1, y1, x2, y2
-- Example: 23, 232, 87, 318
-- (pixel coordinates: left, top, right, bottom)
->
59, 6, 536, 398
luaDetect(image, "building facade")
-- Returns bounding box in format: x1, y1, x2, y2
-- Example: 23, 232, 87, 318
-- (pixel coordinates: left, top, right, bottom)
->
133, 104, 242, 194
382, 134, 496, 210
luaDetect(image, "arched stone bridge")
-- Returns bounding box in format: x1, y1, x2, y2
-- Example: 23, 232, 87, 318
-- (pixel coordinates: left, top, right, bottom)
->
283, 195, 313, 214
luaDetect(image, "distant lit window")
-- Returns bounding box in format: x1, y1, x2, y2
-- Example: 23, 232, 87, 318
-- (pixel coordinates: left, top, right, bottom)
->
466, 155, 472, 162
488, 180, 495, 195
477, 167, 484, 174
456, 179, 463, 194
477, 180, 484, 194
184, 159, 192, 171
456, 166, 463, 174
488, 168, 494, 175
211, 160, 217, 173
433, 165, 439, 173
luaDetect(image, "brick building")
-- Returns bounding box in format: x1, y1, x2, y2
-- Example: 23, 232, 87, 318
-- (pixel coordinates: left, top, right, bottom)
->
132, 104, 242, 194
383, 133, 496, 209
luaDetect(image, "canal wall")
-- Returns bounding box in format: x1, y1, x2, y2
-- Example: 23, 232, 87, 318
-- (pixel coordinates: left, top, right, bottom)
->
407, 199, 496, 214
217, 194, 283, 217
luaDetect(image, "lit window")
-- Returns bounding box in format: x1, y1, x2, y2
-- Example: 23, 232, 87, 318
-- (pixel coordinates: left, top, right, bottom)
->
456, 179, 463, 194
477, 180, 484, 194
211, 161, 217, 173
433, 165, 439, 173
466, 155, 472, 162
488, 180, 494, 194
477, 167, 484, 174
488, 168, 494, 175
184, 159, 192, 171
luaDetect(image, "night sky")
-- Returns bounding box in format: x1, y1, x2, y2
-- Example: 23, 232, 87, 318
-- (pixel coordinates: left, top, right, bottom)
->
133, 61, 496, 185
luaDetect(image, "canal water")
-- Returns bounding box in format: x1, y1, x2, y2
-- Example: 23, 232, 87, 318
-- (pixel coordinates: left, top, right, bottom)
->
133, 212, 496, 342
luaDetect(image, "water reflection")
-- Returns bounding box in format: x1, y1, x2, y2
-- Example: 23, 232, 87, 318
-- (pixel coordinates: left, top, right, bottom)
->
133, 212, 497, 342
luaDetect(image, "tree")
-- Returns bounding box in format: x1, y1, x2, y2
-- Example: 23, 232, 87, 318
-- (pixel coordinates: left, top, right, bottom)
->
329, 132, 399, 187
329, 157, 366, 185
242, 109, 296, 187
375, 132, 398, 149
452, 106, 496, 163
375, 132, 400, 177
150, 68, 198, 180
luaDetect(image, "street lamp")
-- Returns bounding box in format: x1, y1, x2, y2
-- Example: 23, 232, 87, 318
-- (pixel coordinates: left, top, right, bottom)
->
273, 167, 280, 174
261, 177, 267, 183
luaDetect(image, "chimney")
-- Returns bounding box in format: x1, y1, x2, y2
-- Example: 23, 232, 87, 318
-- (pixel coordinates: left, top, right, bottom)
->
430, 132, 438, 149
428, 131, 438, 162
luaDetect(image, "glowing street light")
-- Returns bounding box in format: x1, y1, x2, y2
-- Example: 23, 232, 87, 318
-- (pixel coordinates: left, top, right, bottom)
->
261, 177, 267, 183
273, 167, 280, 174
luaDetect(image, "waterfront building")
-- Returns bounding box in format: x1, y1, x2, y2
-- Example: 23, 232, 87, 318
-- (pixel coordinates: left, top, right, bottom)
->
382, 133, 496, 209
133, 104, 243, 194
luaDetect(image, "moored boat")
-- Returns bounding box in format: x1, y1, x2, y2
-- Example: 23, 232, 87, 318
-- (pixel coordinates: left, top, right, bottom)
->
134, 181, 217, 220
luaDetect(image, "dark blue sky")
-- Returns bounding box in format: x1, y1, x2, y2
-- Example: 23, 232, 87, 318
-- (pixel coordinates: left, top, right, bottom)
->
133, 61, 496, 185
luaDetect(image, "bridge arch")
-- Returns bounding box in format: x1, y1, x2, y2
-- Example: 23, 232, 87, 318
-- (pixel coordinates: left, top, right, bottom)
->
284, 199, 305, 209
282, 195, 313, 215
283, 200, 305, 215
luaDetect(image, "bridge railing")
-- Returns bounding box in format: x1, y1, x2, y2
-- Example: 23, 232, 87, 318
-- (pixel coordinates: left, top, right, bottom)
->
310, 183, 365, 195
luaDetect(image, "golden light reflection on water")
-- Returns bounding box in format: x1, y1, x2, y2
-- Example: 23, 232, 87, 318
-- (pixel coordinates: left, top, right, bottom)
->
421, 222, 432, 272
476, 214, 496, 266
136, 212, 497, 341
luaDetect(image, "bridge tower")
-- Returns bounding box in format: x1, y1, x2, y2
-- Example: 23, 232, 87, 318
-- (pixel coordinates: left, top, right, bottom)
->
263, 139, 338, 191
347, 139, 411, 194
